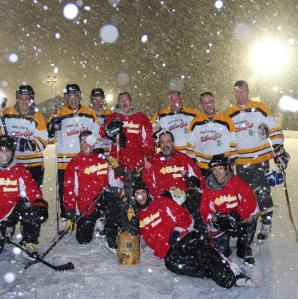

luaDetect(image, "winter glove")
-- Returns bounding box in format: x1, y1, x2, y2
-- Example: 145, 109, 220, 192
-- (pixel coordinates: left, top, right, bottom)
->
65, 220, 74, 233
272, 144, 290, 171
163, 187, 186, 205
210, 212, 236, 231
185, 176, 200, 191
106, 156, 123, 176
47, 117, 62, 138
14, 137, 37, 152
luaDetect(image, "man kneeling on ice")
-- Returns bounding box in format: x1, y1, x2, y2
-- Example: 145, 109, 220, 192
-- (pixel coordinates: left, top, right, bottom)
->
134, 179, 257, 288
0, 135, 48, 254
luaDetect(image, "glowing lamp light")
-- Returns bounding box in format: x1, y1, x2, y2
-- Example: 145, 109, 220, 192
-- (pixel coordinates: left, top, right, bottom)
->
250, 39, 288, 75
106, 94, 114, 103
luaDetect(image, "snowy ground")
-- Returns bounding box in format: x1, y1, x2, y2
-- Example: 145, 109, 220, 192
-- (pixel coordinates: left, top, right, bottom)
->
1, 134, 298, 299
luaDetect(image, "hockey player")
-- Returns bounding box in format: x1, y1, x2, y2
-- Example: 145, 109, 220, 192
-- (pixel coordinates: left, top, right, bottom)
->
0, 85, 48, 186
188, 91, 237, 178
151, 90, 201, 155
102, 91, 155, 201
47, 84, 99, 218
226, 80, 290, 240
142, 131, 206, 231
0, 135, 48, 254
200, 154, 257, 264
89, 88, 113, 155
63, 131, 123, 252
134, 179, 256, 288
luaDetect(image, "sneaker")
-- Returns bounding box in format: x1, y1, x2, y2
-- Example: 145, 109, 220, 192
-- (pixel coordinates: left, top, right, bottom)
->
235, 273, 258, 288
257, 223, 271, 240
105, 236, 118, 254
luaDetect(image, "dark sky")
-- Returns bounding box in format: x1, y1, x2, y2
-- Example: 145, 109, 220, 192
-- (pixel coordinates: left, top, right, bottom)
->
1, 0, 298, 122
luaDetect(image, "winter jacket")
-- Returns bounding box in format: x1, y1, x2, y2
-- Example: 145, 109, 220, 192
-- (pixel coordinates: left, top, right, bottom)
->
200, 174, 257, 229
138, 196, 193, 258
142, 151, 205, 198
101, 108, 155, 172
0, 158, 43, 222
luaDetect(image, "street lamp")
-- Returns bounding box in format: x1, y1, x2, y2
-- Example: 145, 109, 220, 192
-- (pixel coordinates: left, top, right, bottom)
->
47, 75, 57, 96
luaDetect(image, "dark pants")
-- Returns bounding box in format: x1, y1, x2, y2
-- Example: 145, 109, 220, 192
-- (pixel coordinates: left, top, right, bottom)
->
76, 192, 122, 244
211, 220, 257, 258
0, 202, 48, 245
236, 161, 272, 224
27, 165, 44, 187
58, 169, 66, 219
164, 231, 236, 289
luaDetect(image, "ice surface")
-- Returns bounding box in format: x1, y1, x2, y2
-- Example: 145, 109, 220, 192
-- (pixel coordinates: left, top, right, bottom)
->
0, 135, 298, 298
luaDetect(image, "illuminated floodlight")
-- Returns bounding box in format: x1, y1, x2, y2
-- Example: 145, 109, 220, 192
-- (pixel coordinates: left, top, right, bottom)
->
250, 39, 288, 74
106, 94, 114, 103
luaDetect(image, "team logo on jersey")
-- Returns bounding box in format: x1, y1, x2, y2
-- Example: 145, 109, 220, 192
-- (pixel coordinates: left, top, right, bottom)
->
200, 132, 222, 142
0, 178, 17, 186
84, 163, 108, 175
160, 165, 184, 177
214, 194, 238, 208
11, 131, 33, 138
235, 121, 253, 132
168, 120, 188, 132
139, 211, 160, 228
123, 121, 140, 134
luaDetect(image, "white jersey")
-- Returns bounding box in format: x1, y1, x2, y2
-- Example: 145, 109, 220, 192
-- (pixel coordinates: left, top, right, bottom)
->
152, 106, 201, 154
49, 105, 99, 170
188, 113, 237, 169
226, 100, 284, 165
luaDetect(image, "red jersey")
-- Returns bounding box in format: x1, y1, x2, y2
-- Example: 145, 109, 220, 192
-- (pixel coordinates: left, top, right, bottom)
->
0, 162, 43, 221
200, 175, 257, 229
142, 151, 205, 198
138, 196, 193, 258
101, 109, 155, 172
64, 152, 111, 216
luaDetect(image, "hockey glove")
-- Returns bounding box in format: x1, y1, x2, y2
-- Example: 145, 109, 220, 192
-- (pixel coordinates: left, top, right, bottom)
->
168, 230, 180, 246
186, 176, 200, 191
14, 138, 37, 152
105, 119, 124, 140
272, 144, 290, 171
47, 117, 62, 138
106, 156, 124, 176
210, 212, 236, 231
32, 199, 48, 224
65, 220, 74, 233
163, 187, 186, 205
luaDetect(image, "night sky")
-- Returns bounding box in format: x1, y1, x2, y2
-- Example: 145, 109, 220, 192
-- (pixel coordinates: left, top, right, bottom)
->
1, 0, 298, 126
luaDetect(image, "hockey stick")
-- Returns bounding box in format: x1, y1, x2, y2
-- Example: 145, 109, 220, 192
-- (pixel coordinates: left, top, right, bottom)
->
24, 186, 108, 269
282, 172, 298, 242
209, 207, 275, 239
6, 238, 74, 271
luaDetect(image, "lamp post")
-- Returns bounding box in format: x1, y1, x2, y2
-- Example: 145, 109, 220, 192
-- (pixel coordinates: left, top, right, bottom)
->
47, 75, 57, 96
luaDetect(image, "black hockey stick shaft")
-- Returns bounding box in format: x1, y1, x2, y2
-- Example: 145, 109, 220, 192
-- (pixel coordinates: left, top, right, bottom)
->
7, 239, 74, 271
24, 187, 107, 269
282, 173, 298, 242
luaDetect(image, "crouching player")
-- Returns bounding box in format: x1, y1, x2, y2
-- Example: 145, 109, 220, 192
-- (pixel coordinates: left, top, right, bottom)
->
200, 154, 257, 264
0, 135, 48, 254
63, 131, 123, 253
134, 179, 256, 288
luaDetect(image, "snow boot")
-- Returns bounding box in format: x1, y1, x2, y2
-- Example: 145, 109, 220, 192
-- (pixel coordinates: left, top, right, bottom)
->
257, 223, 271, 240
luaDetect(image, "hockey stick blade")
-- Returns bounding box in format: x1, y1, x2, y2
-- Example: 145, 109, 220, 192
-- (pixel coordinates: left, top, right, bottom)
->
6, 239, 75, 272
